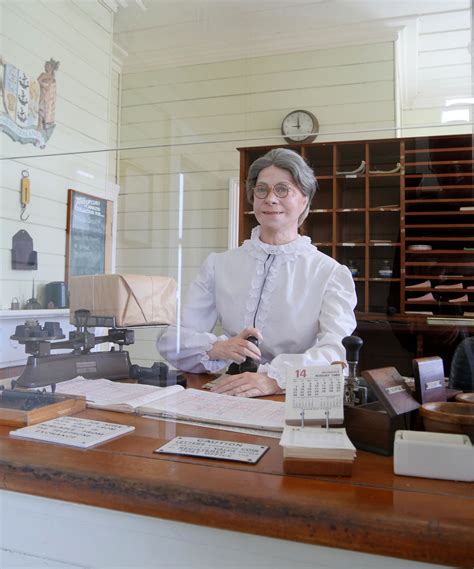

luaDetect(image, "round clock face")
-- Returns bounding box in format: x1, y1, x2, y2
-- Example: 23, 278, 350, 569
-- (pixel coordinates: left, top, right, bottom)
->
281, 110, 318, 143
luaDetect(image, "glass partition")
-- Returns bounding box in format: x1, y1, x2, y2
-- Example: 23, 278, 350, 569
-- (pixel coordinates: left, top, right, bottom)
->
0, 0, 472, 391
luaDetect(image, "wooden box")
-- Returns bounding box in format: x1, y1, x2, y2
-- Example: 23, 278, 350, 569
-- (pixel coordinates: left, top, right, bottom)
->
344, 367, 420, 456
412, 356, 462, 403
413, 357, 447, 404
0, 392, 86, 427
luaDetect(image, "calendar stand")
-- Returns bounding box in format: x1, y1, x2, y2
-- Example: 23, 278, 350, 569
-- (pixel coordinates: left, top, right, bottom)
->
281, 365, 356, 477
283, 456, 355, 476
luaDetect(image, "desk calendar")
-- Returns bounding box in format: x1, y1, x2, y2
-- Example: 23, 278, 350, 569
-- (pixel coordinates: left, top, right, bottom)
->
285, 364, 344, 425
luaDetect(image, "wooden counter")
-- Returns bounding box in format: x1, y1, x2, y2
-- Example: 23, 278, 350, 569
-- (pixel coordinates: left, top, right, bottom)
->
0, 375, 473, 568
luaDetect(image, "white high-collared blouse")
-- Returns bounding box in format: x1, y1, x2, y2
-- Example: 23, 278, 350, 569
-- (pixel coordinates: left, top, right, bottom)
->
158, 226, 357, 388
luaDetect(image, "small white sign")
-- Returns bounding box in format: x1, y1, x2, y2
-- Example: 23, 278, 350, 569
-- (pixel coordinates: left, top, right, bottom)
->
154, 436, 268, 464
425, 380, 443, 390
10, 416, 134, 448
385, 385, 406, 395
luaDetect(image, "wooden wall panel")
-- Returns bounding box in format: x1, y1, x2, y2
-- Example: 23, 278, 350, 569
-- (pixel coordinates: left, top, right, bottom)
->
0, 0, 116, 312
399, 8, 472, 134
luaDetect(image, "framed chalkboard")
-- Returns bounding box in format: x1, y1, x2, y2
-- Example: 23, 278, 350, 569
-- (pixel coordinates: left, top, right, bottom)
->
65, 190, 113, 283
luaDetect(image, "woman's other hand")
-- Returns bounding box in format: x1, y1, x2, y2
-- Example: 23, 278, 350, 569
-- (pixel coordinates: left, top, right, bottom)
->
210, 372, 280, 398
207, 327, 262, 363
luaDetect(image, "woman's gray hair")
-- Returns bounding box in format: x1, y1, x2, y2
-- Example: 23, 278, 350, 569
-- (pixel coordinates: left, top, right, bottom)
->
246, 148, 317, 226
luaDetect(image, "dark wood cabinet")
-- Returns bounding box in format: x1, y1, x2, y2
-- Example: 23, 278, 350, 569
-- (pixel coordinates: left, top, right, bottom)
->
238, 134, 474, 322
402, 135, 474, 318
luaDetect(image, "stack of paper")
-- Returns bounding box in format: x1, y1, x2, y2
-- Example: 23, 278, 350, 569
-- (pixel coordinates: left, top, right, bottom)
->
280, 426, 356, 462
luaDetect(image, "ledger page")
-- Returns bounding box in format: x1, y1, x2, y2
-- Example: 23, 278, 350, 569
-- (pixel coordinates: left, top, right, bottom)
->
54, 377, 184, 411
138, 388, 285, 431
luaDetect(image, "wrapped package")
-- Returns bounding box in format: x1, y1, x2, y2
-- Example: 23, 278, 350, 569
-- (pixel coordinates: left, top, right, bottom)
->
69, 274, 176, 327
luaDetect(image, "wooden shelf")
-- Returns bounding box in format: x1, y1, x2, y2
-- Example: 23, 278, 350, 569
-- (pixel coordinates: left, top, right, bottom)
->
405, 223, 473, 228
405, 145, 472, 154
406, 237, 474, 241
405, 262, 474, 266
406, 250, 474, 254
405, 302, 474, 306
407, 274, 473, 280
405, 198, 474, 204
404, 288, 470, 292
238, 134, 473, 321
405, 159, 474, 166
405, 211, 474, 216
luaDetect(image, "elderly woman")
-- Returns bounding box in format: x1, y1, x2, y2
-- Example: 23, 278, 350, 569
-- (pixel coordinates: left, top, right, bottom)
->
158, 148, 357, 397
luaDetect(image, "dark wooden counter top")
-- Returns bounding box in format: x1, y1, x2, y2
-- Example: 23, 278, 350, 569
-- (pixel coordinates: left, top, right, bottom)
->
0, 375, 473, 567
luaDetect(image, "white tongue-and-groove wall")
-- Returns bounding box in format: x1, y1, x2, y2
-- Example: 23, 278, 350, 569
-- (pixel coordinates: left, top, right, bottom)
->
0, 0, 118, 310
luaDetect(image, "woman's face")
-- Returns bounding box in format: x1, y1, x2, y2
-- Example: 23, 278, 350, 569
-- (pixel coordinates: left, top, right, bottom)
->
253, 165, 308, 236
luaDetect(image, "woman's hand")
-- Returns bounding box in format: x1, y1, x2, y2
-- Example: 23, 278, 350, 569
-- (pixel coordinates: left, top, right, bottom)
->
210, 372, 280, 398
207, 327, 262, 363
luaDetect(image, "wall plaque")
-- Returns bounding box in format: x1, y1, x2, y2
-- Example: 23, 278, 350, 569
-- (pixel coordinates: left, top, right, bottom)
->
0, 57, 59, 148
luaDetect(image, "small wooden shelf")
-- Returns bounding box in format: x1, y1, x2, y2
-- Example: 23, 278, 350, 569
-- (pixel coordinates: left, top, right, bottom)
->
369, 278, 400, 282
404, 288, 470, 292
405, 211, 474, 216
405, 198, 474, 204
407, 275, 473, 280
405, 145, 472, 154
405, 262, 474, 266
406, 250, 474, 255
406, 237, 474, 242
335, 208, 366, 213
369, 207, 400, 212
405, 302, 474, 306
405, 223, 473, 228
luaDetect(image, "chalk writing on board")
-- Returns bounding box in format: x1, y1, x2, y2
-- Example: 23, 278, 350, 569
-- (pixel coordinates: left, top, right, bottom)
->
68, 191, 106, 278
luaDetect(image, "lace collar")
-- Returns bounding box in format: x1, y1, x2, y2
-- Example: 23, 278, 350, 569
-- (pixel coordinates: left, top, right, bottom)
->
242, 225, 313, 259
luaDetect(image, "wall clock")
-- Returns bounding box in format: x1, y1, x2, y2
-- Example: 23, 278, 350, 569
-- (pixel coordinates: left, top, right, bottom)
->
281, 110, 318, 144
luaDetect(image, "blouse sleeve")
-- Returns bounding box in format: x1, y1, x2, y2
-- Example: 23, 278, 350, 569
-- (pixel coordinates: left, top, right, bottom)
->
258, 263, 357, 388
157, 253, 229, 373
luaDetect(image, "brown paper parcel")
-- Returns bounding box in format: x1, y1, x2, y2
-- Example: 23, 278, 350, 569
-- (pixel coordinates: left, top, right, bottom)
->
69, 274, 177, 326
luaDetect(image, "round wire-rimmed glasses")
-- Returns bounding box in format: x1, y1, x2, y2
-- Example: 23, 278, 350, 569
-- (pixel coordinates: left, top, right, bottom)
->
253, 182, 294, 199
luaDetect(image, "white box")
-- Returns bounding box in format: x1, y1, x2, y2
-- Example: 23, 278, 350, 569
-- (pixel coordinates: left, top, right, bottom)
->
394, 430, 474, 482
